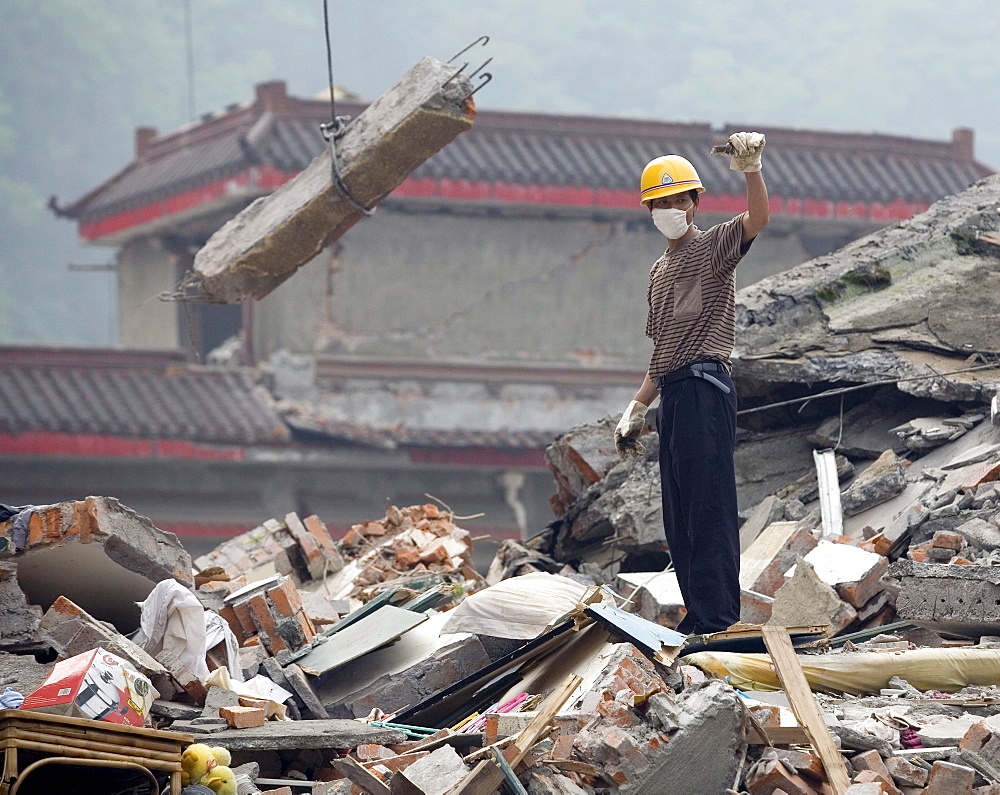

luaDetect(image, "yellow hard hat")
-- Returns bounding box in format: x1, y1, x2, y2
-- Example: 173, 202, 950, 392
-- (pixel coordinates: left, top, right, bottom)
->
639, 155, 706, 205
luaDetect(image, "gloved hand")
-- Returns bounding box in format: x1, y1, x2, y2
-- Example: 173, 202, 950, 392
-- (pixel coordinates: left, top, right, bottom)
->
728, 131, 765, 172
614, 400, 648, 461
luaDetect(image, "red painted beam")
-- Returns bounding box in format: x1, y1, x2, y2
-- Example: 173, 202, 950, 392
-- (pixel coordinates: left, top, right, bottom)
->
0, 432, 246, 460
79, 170, 929, 243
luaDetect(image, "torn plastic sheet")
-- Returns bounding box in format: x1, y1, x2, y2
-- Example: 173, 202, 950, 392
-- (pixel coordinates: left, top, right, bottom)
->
441, 572, 598, 639
687, 647, 1000, 696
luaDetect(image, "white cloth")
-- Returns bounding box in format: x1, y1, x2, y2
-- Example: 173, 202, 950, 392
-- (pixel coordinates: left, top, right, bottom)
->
133, 579, 210, 680
441, 572, 593, 639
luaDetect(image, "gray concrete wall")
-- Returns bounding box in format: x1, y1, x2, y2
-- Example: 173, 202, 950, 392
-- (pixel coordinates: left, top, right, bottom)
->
249, 204, 882, 364
117, 237, 180, 349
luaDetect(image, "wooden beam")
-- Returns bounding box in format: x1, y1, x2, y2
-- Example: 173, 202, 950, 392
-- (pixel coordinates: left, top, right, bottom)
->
761, 625, 851, 794
447, 674, 581, 795
190, 57, 475, 303
509, 674, 582, 767
332, 756, 392, 795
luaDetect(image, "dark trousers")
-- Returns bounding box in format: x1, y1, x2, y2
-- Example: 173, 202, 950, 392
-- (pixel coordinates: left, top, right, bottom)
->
656, 370, 740, 634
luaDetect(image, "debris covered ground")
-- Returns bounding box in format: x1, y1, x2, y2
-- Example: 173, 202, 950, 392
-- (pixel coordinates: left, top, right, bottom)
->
2, 183, 1000, 793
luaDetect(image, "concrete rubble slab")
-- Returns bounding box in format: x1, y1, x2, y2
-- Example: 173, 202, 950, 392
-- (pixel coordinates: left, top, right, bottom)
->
892, 560, 1000, 637
189, 718, 406, 750
190, 57, 475, 303
800, 541, 889, 608
296, 604, 428, 679
614, 570, 685, 628
734, 174, 1000, 403
770, 557, 858, 635
0, 562, 41, 650
2, 496, 191, 633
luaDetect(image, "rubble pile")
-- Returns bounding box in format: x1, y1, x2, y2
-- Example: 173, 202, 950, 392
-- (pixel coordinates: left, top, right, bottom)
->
2, 179, 1000, 792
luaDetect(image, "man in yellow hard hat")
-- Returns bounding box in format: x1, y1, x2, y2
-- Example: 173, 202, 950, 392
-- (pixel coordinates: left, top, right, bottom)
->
614, 132, 769, 635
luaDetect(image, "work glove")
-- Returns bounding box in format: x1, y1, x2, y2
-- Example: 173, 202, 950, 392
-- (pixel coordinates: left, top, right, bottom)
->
614, 400, 648, 461
727, 131, 765, 172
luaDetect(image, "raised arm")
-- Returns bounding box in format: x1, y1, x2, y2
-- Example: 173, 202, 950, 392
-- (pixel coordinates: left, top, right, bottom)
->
726, 131, 770, 243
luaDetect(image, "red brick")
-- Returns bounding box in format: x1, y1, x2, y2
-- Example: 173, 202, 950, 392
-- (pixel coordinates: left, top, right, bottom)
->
746, 759, 816, 795
885, 756, 928, 788
853, 769, 900, 794
925, 760, 975, 794
218, 605, 243, 639
596, 700, 636, 728
961, 721, 993, 751
220, 705, 266, 728
303, 514, 338, 556
285, 512, 320, 553
294, 610, 317, 645
932, 531, 964, 551
231, 601, 257, 637
248, 593, 288, 653
860, 532, 892, 557
267, 579, 303, 618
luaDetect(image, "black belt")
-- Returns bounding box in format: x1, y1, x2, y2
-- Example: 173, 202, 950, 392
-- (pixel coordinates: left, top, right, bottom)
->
656, 361, 731, 394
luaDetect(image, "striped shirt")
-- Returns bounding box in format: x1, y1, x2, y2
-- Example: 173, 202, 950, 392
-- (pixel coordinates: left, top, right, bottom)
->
645, 214, 751, 379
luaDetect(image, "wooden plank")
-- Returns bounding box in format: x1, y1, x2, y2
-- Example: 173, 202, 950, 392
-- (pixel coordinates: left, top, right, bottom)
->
748, 726, 810, 745
761, 625, 850, 794
190, 57, 475, 303
739, 521, 805, 593
509, 674, 582, 767
332, 755, 392, 795
447, 758, 506, 795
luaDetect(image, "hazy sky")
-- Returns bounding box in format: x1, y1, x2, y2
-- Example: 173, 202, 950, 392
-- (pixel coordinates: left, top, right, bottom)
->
229, 0, 1000, 169
4, 0, 999, 345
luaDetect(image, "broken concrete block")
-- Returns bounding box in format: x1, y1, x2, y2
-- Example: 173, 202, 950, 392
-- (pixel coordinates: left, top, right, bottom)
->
283, 663, 328, 720
917, 715, 982, 747
740, 520, 819, 597
155, 647, 207, 704
8, 497, 192, 632
0, 649, 57, 696
323, 633, 492, 719
545, 416, 623, 516
740, 589, 774, 625
885, 756, 929, 788
892, 560, 1000, 637
190, 57, 475, 303
769, 558, 858, 635
924, 760, 976, 794
618, 680, 746, 794
841, 450, 907, 517
746, 758, 820, 795
0, 562, 42, 650
524, 769, 590, 795
802, 541, 889, 608
392, 744, 469, 795
956, 517, 1000, 551
614, 571, 686, 628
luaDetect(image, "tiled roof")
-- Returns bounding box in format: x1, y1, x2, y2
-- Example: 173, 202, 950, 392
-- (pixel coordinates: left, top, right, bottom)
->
282, 411, 554, 450
60, 82, 993, 234
0, 347, 290, 446
0, 347, 558, 452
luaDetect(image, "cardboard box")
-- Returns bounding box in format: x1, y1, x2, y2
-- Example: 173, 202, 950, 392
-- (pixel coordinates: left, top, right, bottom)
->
21, 647, 158, 726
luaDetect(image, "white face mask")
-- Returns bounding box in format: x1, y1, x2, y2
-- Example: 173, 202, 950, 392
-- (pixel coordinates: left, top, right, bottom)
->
651, 208, 690, 240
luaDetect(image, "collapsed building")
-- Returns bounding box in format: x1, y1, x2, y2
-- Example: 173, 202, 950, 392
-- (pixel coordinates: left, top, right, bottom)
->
3, 175, 1000, 793
23, 75, 991, 553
